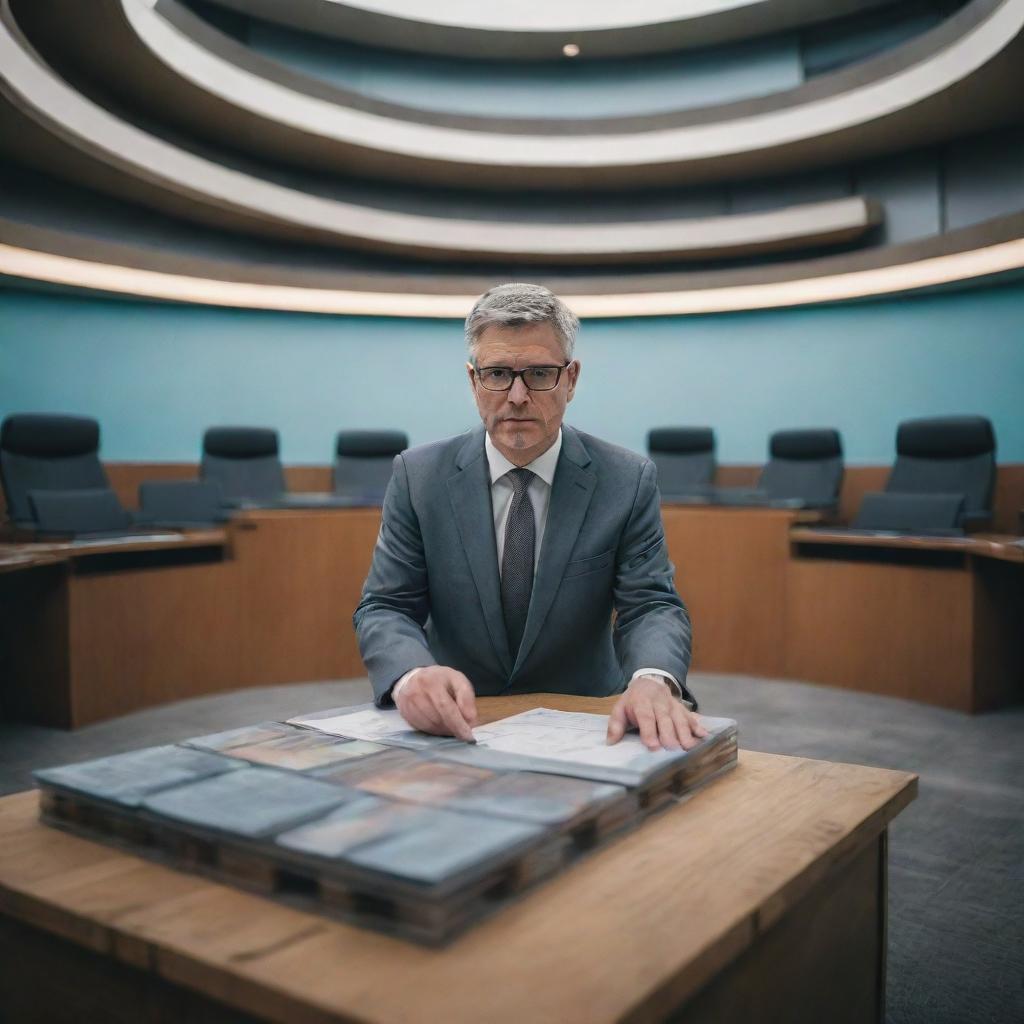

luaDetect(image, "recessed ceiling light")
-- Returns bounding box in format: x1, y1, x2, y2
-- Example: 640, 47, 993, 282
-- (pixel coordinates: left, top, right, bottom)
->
562, 43, 580, 57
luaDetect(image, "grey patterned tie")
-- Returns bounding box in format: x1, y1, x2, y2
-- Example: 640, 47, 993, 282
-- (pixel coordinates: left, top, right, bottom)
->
501, 468, 536, 657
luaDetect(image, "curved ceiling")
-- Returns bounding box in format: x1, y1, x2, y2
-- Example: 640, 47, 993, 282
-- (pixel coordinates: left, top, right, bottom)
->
1, 0, 1023, 314
0, 10, 883, 263
0, 2, 889, 263
204, 0, 895, 60
39, 0, 1024, 190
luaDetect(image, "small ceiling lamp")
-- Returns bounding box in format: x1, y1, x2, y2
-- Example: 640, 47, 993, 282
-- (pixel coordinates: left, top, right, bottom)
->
562, 42, 580, 57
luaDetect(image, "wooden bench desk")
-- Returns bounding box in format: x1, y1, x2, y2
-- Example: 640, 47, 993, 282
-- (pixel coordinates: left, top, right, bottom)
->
0, 507, 382, 729
0, 695, 916, 1024
662, 505, 824, 678
0, 530, 231, 727
787, 529, 1024, 711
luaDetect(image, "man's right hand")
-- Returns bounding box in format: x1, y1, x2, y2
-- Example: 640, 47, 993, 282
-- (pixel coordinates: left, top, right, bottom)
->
393, 666, 477, 741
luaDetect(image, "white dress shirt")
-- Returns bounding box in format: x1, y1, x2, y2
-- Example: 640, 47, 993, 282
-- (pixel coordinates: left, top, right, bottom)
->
485, 429, 561, 573
392, 429, 682, 701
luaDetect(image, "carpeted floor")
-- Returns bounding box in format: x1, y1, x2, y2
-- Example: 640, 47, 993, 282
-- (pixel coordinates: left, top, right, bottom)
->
1, 672, 1021, 1024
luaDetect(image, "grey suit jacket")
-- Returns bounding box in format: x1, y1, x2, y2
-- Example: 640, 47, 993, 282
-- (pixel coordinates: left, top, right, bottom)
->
354, 424, 694, 707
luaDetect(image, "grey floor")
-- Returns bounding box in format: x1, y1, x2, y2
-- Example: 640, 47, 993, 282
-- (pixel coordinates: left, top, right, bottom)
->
1, 673, 1021, 1024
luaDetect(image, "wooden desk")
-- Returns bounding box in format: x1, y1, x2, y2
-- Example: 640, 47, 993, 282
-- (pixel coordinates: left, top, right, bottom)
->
0, 509, 382, 728
0, 530, 232, 728
662, 506, 823, 677
0, 695, 916, 1024
786, 530, 1024, 712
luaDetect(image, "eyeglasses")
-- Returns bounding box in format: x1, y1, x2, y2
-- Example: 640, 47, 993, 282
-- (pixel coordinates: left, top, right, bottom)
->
474, 363, 570, 392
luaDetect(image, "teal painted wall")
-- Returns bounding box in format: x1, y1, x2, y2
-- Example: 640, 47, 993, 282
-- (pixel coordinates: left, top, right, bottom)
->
1, 284, 1022, 465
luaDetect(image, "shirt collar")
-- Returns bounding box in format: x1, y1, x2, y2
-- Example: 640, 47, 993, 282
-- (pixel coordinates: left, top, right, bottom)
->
484, 429, 562, 488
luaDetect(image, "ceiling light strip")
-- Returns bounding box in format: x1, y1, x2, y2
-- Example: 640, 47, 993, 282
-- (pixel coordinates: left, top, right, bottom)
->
1, 239, 1023, 318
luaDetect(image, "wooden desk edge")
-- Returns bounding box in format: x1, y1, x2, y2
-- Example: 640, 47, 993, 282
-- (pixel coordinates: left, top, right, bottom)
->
6, 529, 229, 561
789, 526, 1024, 562
0, 715, 919, 1024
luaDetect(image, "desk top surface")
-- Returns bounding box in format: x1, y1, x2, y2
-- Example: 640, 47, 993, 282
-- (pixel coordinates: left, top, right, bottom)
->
0, 694, 916, 1024
662, 504, 825, 523
0, 529, 227, 565
0, 545, 64, 573
790, 526, 1024, 563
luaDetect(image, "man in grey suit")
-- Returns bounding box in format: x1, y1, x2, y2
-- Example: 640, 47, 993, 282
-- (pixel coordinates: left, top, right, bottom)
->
354, 283, 705, 751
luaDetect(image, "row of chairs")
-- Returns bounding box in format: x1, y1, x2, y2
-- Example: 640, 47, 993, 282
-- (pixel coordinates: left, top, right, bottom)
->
648, 416, 997, 532
0, 413, 998, 538
0, 415, 408, 536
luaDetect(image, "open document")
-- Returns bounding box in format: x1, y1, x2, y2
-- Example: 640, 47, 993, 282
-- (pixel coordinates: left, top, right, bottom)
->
291, 704, 737, 787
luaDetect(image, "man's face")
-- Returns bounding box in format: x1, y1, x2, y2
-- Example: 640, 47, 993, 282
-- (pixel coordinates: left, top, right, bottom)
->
467, 322, 580, 466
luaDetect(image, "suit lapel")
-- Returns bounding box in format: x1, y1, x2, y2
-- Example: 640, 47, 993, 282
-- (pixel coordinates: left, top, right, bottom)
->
512, 426, 596, 676
447, 428, 513, 676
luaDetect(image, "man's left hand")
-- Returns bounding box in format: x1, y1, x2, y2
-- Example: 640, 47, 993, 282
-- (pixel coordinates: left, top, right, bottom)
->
606, 675, 708, 751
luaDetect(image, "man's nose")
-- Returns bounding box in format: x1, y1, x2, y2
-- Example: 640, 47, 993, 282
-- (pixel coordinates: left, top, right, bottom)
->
507, 376, 531, 403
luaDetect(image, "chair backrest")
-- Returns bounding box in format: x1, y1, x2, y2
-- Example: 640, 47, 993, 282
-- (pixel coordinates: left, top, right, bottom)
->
758, 429, 844, 506
333, 430, 408, 500
853, 491, 966, 533
201, 427, 285, 501
0, 414, 110, 525
646, 427, 716, 495
138, 480, 224, 525
29, 488, 133, 536
886, 416, 996, 519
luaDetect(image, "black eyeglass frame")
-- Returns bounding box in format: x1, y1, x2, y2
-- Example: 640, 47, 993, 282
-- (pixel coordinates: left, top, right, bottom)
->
473, 362, 572, 392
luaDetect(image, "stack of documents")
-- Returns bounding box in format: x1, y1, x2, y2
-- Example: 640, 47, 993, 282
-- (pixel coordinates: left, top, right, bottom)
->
36, 704, 738, 943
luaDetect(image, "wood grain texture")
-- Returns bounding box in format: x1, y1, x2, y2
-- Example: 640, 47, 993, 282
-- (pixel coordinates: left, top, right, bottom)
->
663, 507, 804, 676
66, 553, 241, 726
785, 552, 972, 708
0, 533, 234, 728
678, 837, 883, 1024
0, 695, 917, 1024
230, 508, 381, 686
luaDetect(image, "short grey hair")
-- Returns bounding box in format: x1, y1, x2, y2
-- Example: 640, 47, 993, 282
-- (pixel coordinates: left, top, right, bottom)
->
465, 283, 579, 362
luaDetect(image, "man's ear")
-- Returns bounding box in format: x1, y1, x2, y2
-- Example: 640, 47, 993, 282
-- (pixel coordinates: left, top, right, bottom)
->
466, 361, 476, 390
566, 360, 581, 402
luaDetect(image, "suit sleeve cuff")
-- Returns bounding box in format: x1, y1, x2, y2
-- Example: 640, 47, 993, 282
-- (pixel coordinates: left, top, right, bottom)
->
390, 667, 424, 703
629, 669, 694, 709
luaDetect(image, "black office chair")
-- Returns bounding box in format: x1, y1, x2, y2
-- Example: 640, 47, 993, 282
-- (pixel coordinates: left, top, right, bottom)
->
201, 427, 285, 504
647, 427, 716, 500
853, 415, 996, 532
758, 429, 844, 507
0, 413, 123, 528
715, 428, 844, 508
333, 430, 408, 502
137, 480, 225, 527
